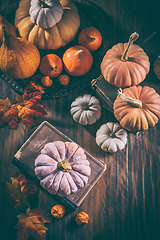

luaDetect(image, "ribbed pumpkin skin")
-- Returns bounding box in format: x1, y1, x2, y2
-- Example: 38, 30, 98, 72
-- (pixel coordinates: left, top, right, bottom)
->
35, 141, 91, 196
113, 85, 160, 132
15, 0, 80, 50
154, 56, 160, 80
0, 34, 40, 79
101, 43, 150, 88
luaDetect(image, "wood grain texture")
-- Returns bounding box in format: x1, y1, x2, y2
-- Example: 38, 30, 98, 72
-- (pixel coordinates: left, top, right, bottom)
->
0, 0, 160, 240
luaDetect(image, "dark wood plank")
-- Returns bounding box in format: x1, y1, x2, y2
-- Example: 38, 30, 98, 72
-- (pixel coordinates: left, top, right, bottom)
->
0, 0, 160, 240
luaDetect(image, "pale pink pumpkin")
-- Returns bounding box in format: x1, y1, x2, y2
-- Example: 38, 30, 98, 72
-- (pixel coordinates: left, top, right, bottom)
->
35, 141, 91, 196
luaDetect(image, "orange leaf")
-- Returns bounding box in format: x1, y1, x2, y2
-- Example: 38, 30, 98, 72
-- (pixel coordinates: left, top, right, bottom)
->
15, 208, 51, 240
0, 102, 19, 129
0, 97, 11, 117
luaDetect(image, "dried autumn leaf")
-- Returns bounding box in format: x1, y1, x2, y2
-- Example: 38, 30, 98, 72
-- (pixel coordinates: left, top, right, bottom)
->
24, 82, 44, 95
0, 97, 11, 117
0, 102, 19, 129
15, 207, 51, 240
4, 174, 39, 209
17, 87, 47, 128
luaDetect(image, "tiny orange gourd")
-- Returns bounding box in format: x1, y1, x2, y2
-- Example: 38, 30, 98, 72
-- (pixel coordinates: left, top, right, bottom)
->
41, 76, 53, 87
58, 74, 70, 86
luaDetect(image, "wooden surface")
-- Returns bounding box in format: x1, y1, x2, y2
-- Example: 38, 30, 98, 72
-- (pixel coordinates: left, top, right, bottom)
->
13, 121, 106, 210
0, 0, 160, 240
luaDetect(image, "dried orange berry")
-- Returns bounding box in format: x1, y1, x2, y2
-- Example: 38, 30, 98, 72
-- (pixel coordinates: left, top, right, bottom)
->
41, 76, 53, 87
58, 74, 70, 86
51, 205, 65, 219
75, 212, 89, 225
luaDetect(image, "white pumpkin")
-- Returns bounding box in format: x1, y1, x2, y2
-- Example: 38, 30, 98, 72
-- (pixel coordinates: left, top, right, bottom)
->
70, 94, 101, 125
96, 122, 127, 153
29, 0, 63, 29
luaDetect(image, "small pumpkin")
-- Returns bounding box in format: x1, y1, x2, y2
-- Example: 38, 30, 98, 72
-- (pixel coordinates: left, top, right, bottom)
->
0, 15, 17, 46
100, 32, 150, 88
62, 45, 93, 76
41, 76, 53, 87
58, 74, 70, 86
29, 0, 63, 29
39, 54, 63, 78
15, 0, 80, 50
78, 27, 102, 51
0, 27, 40, 79
70, 94, 101, 125
113, 86, 160, 132
96, 122, 127, 153
153, 56, 160, 79
35, 141, 91, 196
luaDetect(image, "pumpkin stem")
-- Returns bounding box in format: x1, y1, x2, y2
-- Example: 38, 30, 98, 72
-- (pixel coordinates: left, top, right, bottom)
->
58, 160, 72, 172
39, 0, 49, 8
2, 26, 10, 39
83, 104, 89, 110
77, 49, 83, 55
117, 88, 142, 108
52, 66, 58, 73
109, 125, 123, 138
88, 36, 95, 42
121, 32, 139, 61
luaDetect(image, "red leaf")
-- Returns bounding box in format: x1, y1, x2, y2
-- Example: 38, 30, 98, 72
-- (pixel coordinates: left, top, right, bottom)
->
4, 174, 39, 209
17, 87, 47, 128
21, 116, 35, 128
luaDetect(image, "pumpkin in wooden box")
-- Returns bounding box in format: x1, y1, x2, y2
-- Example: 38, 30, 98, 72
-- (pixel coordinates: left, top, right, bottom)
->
15, 0, 80, 50
100, 32, 150, 88
35, 141, 91, 196
113, 86, 160, 132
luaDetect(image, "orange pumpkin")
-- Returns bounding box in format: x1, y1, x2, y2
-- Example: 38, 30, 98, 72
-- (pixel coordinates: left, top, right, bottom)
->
100, 32, 150, 88
39, 54, 63, 78
78, 27, 102, 51
62, 45, 93, 76
0, 27, 40, 79
113, 86, 160, 132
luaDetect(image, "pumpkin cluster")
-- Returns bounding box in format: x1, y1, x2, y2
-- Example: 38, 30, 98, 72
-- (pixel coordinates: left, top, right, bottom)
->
0, 0, 103, 89
38, 25, 102, 87
100, 32, 160, 133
